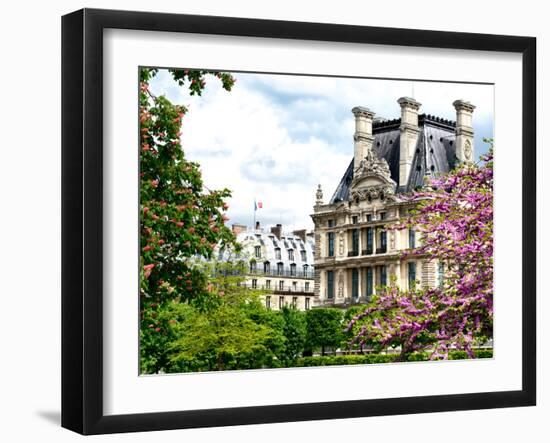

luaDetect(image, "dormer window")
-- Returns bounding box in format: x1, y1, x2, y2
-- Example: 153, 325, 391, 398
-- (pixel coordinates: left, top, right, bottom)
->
290, 263, 296, 276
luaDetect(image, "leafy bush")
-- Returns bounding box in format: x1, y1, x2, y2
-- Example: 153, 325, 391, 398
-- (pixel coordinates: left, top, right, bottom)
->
295, 349, 493, 368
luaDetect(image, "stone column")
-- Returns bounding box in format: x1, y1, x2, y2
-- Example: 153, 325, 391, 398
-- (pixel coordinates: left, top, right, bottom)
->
372, 265, 377, 295
453, 100, 476, 163
398, 97, 422, 188
352, 106, 375, 171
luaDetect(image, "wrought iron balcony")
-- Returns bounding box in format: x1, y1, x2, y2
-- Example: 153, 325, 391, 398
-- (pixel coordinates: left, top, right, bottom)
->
240, 282, 314, 294
362, 248, 373, 255
376, 246, 387, 254
248, 268, 315, 279
347, 250, 359, 257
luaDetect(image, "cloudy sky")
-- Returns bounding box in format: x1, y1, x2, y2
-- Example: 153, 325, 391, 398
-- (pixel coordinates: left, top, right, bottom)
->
149, 69, 494, 232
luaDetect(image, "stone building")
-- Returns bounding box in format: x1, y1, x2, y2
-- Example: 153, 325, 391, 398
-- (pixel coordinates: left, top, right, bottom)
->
218, 223, 316, 311
311, 97, 475, 307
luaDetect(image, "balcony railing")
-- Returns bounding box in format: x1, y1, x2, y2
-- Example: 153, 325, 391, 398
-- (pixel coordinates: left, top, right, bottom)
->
240, 283, 314, 294
347, 250, 359, 257
362, 248, 373, 255
376, 246, 387, 254
248, 268, 315, 279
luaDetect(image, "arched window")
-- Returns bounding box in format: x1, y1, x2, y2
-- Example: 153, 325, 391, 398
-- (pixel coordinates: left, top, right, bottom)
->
290, 263, 296, 276
249, 260, 256, 273
277, 262, 284, 276
303, 264, 309, 276
263, 261, 270, 274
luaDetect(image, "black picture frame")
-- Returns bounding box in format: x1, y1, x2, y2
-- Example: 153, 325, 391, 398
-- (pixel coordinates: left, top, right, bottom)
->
61, 8, 537, 435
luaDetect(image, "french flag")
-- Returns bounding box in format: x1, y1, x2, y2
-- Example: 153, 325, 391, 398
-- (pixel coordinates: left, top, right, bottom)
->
255, 200, 263, 210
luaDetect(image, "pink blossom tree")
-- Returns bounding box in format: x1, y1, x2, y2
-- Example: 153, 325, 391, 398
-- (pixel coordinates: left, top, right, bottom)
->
347, 146, 494, 360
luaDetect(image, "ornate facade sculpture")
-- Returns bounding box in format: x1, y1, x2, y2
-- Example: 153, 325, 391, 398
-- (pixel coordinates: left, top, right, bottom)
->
390, 230, 396, 251
315, 184, 324, 206
338, 230, 345, 256
350, 148, 397, 202
464, 139, 473, 161
337, 270, 344, 298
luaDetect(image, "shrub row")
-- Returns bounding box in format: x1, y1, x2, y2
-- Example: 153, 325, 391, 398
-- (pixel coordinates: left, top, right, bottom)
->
295, 349, 493, 367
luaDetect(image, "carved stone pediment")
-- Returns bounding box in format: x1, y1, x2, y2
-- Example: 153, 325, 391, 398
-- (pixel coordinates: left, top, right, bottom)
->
350, 149, 397, 202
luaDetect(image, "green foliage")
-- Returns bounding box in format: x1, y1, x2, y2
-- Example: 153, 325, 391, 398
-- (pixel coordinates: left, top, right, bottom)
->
296, 349, 493, 367
234, 301, 286, 370
169, 301, 273, 371
305, 308, 344, 355
297, 354, 398, 366
279, 307, 307, 366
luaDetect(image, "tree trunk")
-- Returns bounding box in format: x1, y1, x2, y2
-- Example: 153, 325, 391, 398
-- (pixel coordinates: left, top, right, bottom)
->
397, 346, 411, 362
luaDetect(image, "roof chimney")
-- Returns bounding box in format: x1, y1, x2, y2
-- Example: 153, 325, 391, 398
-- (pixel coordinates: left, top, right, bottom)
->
293, 229, 306, 242
398, 97, 422, 187
270, 224, 282, 240
453, 100, 476, 163
352, 106, 375, 171
231, 224, 247, 235
255, 221, 261, 231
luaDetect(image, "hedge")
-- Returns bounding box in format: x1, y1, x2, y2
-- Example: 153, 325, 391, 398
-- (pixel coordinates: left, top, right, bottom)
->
295, 349, 493, 367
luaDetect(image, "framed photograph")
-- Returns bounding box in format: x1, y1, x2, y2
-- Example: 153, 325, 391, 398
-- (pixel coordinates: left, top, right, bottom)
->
62, 8, 536, 435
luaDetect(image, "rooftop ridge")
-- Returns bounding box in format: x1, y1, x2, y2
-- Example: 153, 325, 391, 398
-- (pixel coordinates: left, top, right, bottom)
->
419, 113, 456, 129
372, 114, 457, 132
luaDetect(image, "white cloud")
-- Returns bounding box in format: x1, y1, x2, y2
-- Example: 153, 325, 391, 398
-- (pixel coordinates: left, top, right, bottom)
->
149, 69, 494, 232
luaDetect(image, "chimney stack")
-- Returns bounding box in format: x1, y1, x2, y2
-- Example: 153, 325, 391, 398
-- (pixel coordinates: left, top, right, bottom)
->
352, 106, 375, 171
255, 221, 261, 230
270, 224, 282, 240
398, 97, 422, 188
231, 224, 247, 235
453, 100, 476, 163
293, 229, 307, 242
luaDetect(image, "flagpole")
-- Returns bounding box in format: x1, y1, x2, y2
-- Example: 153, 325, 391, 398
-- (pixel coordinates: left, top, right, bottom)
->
253, 198, 256, 231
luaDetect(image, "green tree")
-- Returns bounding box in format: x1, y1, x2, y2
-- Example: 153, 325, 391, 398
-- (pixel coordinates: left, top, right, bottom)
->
279, 307, 307, 365
139, 67, 237, 373
170, 302, 273, 371
305, 308, 344, 356
168, 259, 283, 372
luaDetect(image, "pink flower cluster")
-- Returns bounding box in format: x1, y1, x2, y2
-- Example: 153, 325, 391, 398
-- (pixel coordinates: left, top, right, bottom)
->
349, 151, 494, 359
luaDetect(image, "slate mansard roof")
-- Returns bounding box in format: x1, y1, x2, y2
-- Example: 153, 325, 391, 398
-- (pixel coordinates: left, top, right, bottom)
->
330, 114, 458, 203
218, 230, 315, 270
